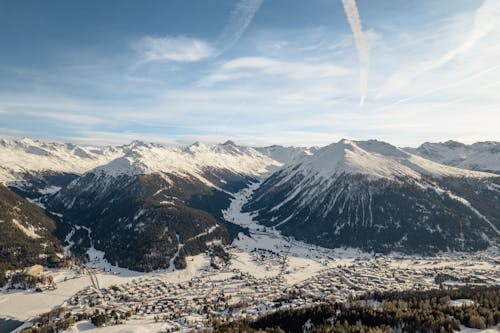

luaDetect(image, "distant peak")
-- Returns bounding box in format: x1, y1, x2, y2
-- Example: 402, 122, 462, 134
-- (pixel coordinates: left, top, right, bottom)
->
130, 140, 148, 146
338, 138, 354, 145
443, 140, 466, 148
184, 141, 208, 153
222, 140, 236, 146
18, 137, 38, 145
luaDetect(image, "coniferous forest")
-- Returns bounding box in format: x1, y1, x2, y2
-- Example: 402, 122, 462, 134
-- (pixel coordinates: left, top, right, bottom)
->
213, 286, 500, 333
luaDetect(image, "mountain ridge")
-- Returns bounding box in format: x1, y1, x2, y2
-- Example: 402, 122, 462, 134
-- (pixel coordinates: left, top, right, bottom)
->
244, 139, 500, 254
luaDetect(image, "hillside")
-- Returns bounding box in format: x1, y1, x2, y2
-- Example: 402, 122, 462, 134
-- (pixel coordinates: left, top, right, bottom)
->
406, 141, 500, 174
47, 141, 281, 271
0, 185, 63, 286
244, 139, 500, 254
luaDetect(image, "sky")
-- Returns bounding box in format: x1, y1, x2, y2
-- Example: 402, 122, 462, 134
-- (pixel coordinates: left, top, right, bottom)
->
0, 0, 499, 147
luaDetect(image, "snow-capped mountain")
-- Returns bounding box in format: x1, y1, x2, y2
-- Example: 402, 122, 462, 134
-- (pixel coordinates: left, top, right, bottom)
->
405, 140, 500, 174
254, 145, 316, 166
2, 136, 499, 270
48, 140, 282, 271
244, 139, 500, 254
91, 140, 281, 185
0, 138, 125, 198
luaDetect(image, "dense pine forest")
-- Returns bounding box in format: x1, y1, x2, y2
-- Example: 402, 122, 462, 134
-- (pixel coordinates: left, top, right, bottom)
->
213, 286, 500, 333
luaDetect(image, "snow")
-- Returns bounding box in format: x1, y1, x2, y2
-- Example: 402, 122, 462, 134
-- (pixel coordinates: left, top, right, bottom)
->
1, 137, 497, 189
407, 140, 500, 174
2, 180, 499, 331
2, 137, 500, 331
444, 191, 500, 235
38, 185, 62, 195
255, 145, 314, 166
291, 139, 495, 184
223, 181, 371, 284
0, 138, 125, 184
449, 299, 475, 307
457, 325, 500, 333
0, 254, 212, 322
0, 269, 87, 321
11, 218, 41, 239
63, 318, 177, 333
93, 141, 281, 187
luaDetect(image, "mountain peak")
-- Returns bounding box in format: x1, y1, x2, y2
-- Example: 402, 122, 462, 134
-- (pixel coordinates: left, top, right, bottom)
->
222, 140, 236, 146
296, 139, 489, 182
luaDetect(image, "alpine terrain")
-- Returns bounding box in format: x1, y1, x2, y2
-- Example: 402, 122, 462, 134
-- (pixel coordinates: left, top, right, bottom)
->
0, 185, 63, 286
244, 139, 500, 254
47, 140, 282, 271
406, 140, 500, 174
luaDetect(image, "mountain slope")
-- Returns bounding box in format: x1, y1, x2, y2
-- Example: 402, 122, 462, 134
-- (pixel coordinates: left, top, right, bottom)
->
244, 139, 500, 254
0, 185, 63, 285
0, 138, 125, 199
48, 141, 281, 271
406, 141, 500, 174
254, 145, 316, 166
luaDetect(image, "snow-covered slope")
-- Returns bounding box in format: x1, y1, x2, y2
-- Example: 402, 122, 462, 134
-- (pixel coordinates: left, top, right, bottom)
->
0, 138, 125, 184
48, 140, 283, 271
406, 140, 500, 174
93, 140, 281, 186
254, 145, 315, 166
245, 139, 500, 254
289, 139, 492, 182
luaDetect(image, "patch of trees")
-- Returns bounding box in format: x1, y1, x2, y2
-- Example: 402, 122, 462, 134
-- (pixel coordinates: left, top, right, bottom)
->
91, 313, 109, 327
0, 185, 64, 287
214, 286, 500, 333
20, 307, 76, 333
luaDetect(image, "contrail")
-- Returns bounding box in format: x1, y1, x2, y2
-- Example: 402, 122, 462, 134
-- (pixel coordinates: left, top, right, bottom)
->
341, 0, 369, 106
376, 64, 500, 111
216, 0, 263, 54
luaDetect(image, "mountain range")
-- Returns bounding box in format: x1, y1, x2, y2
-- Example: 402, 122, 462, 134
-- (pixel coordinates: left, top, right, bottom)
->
406, 140, 500, 174
0, 137, 498, 275
245, 139, 499, 254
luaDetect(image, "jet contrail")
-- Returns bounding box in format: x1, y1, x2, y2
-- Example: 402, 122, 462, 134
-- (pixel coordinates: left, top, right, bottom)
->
341, 0, 369, 106
376, 64, 500, 111
216, 0, 264, 54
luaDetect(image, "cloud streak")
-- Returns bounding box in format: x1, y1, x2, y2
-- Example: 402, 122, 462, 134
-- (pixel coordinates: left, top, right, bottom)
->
429, 0, 499, 68
200, 57, 351, 86
341, 0, 369, 106
377, 0, 500, 99
132, 35, 215, 63
215, 0, 263, 54
132, 0, 262, 63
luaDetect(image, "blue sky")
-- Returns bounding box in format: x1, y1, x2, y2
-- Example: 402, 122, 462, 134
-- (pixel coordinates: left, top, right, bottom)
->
0, 0, 499, 146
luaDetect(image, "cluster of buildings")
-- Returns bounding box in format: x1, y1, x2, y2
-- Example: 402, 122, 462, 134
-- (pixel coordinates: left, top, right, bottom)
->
66, 267, 287, 329
58, 249, 499, 331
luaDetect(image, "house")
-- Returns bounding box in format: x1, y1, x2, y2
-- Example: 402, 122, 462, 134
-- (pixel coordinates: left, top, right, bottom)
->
25, 264, 44, 277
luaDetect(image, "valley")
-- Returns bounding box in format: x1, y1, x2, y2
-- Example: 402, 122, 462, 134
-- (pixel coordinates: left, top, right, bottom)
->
1, 183, 499, 332
0, 138, 499, 332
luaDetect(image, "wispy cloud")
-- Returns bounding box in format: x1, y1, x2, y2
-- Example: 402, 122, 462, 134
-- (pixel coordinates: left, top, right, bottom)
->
132, 35, 215, 63
216, 0, 263, 54
67, 131, 178, 146
377, 0, 500, 99
341, 0, 369, 105
377, 64, 500, 111
0, 128, 26, 138
132, 0, 262, 64
200, 57, 350, 86
28, 111, 106, 126
427, 0, 499, 70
